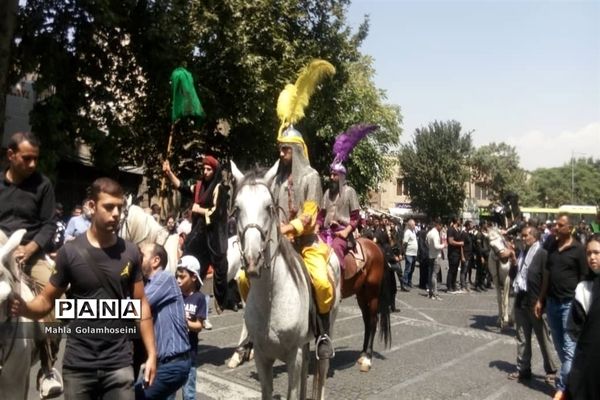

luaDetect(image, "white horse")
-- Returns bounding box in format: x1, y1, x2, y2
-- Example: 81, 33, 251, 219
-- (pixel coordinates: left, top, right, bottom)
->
0, 229, 38, 400
233, 166, 341, 400
119, 197, 180, 274
487, 226, 512, 329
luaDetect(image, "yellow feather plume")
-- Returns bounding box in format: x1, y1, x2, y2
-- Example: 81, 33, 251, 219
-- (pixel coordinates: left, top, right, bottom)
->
277, 59, 336, 135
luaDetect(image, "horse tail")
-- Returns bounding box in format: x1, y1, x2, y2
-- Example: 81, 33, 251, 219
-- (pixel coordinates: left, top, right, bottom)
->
377, 261, 392, 349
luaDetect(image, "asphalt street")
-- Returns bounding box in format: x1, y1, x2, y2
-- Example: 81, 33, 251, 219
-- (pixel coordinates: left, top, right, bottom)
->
27, 267, 558, 400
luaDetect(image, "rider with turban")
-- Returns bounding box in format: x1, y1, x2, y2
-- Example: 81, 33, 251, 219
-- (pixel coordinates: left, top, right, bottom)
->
163, 155, 229, 312
317, 124, 378, 269
316, 161, 360, 268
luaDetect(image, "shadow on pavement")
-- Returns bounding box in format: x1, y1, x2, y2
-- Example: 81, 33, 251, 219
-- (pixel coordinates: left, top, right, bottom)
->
196, 345, 237, 367
469, 314, 515, 336
488, 360, 555, 397
489, 359, 514, 373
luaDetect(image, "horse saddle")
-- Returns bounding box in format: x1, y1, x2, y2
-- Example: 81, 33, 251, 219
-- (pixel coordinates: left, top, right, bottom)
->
343, 241, 367, 280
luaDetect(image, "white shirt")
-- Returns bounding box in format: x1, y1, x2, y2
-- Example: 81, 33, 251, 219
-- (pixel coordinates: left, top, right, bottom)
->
427, 228, 444, 259
403, 229, 418, 256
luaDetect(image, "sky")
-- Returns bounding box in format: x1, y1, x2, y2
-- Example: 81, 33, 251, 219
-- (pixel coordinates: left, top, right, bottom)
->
346, 0, 600, 171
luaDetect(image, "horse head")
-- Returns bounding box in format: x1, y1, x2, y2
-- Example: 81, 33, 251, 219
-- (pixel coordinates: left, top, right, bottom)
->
0, 229, 26, 308
487, 225, 505, 251
231, 161, 279, 277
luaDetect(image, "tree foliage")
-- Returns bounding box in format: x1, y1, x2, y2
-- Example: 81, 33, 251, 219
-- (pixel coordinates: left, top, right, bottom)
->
0, 0, 19, 137
524, 158, 600, 207
470, 142, 527, 201
399, 120, 472, 218
9, 0, 401, 200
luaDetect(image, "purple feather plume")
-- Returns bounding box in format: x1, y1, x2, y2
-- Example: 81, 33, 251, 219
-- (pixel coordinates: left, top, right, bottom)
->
332, 124, 379, 164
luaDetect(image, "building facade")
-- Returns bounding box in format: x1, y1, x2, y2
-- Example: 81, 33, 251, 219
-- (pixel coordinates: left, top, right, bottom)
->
368, 160, 493, 222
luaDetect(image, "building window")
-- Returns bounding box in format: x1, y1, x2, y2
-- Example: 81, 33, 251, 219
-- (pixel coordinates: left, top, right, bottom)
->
396, 178, 409, 196
474, 184, 489, 201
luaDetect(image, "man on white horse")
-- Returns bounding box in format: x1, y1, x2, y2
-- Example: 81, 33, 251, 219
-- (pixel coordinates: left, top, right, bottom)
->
238, 126, 336, 359
238, 126, 322, 299
0, 131, 62, 398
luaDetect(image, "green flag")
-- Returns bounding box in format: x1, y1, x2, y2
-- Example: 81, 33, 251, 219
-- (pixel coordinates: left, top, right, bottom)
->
170, 67, 205, 122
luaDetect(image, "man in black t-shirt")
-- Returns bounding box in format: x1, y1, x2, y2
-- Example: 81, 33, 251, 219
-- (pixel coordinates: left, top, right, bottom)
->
446, 218, 464, 293
12, 177, 157, 400
535, 213, 587, 400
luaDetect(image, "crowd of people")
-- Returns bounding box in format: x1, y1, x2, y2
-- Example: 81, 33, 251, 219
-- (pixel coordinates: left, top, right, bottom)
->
358, 211, 600, 400
1, 129, 599, 400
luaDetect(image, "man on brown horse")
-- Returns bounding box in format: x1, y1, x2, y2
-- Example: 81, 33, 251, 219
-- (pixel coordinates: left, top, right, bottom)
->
316, 124, 377, 277
316, 162, 360, 273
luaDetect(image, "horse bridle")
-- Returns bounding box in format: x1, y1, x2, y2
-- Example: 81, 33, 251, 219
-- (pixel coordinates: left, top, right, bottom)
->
235, 181, 280, 272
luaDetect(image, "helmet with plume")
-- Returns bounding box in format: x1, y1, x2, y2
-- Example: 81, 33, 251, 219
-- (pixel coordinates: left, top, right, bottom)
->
330, 124, 379, 175
276, 59, 336, 159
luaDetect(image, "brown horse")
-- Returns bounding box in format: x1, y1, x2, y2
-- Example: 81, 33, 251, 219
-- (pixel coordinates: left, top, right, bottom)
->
340, 238, 391, 372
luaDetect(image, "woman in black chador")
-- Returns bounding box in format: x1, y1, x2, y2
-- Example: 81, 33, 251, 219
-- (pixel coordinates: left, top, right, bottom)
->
163, 155, 229, 311
566, 234, 600, 400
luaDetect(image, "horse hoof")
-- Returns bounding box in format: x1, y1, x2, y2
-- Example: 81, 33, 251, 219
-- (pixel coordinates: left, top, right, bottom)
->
248, 349, 255, 361
356, 356, 365, 365
227, 353, 242, 369
359, 359, 371, 372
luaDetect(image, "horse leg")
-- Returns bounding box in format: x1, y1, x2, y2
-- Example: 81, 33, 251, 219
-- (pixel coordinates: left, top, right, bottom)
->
227, 321, 252, 369
489, 257, 504, 327
356, 290, 376, 372
356, 291, 370, 366
254, 352, 274, 400
286, 347, 304, 400
300, 343, 309, 400
362, 290, 379, 373
312, 356, 329, 400
502, 268, 511, 327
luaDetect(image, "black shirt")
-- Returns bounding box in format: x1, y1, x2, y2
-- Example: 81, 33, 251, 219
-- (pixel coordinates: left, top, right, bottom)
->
0, 170, 56, 249
460, 230, 473, 259
447, 226, 461, 260
50, 234, 143, 369
546, 240, 588, 301
183, 292, 207, 355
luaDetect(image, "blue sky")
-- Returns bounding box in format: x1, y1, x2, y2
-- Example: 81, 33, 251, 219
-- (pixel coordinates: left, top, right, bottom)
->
346, 0, 600, 170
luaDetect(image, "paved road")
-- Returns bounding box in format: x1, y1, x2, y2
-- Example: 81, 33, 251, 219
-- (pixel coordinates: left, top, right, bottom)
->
27, 273, 559, 400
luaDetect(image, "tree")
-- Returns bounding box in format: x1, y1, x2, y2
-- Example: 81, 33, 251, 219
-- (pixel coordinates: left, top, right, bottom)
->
0, 0, 19, 136
10, 0, 401, 201
399, 120, 472, 218
525, 158, 600, 207
470, 142, 527, 200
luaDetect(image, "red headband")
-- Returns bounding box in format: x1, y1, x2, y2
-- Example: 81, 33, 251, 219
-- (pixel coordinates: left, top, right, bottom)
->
202, 155, 219, 170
